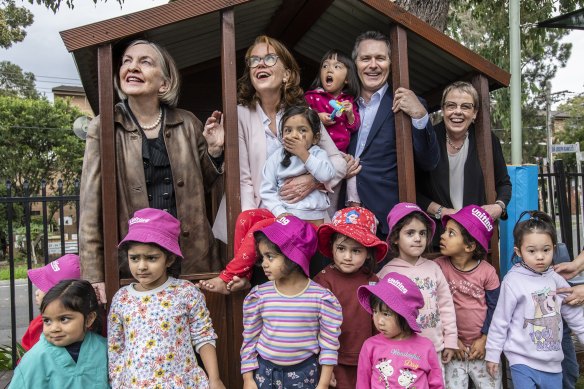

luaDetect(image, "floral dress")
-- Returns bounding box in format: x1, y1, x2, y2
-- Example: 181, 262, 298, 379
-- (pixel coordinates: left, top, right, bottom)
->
108, 277, 217, 388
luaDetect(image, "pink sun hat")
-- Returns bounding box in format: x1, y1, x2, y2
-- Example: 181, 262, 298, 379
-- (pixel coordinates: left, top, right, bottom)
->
27, 254, 81, 293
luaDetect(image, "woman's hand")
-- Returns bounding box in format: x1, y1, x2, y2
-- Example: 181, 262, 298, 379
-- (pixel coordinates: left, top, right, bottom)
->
343, 153, 361, 179
557, 285, 584, 306
279, 174, 318, 204
92, 282, 107, 304
468, 334, 487, 360
486, 361, 499, 378
555, 250, 584, 279
204, 110, 224, 158
481, 204, 503, 220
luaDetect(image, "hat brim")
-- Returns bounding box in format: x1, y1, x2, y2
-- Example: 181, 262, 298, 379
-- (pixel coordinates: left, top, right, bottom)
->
317, 224, 388, 262
27, 268, 52, 293
357, 283, 421, 333
119, 230, 183, 258
442, 214, 489, 251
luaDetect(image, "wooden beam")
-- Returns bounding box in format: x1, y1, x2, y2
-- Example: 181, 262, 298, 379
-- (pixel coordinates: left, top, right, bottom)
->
279, 0, 335, 47
265, 0, 306, 38
219, 8, 244, 389
472, 73, 500, 272
97, 44, 119, 303
60, 0, 251, 52
390, 25, 416, 203
360, 0, 510, 88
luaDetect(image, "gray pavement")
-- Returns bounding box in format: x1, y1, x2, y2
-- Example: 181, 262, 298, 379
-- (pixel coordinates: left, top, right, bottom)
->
0, 279, 38, 348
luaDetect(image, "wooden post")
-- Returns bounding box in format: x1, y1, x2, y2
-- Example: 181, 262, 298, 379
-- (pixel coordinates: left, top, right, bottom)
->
219, 8, 244, 389
97, 44, 119, 302
389, 25, 416, 203
471, 73, 500, 272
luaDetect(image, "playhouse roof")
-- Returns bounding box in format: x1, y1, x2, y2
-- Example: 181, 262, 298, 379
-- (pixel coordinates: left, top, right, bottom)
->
60, 0, 510, 113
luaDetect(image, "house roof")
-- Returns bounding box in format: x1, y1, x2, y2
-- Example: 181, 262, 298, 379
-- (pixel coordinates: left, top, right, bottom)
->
52, 85, 86, 95
60, 0, 510, 114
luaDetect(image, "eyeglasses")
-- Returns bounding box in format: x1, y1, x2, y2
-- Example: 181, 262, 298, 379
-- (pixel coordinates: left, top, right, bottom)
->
443, 102, 475, 112
246, 54, 279, 68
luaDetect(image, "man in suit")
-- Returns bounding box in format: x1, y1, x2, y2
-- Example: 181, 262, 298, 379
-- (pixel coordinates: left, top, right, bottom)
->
346, 31, 440, 236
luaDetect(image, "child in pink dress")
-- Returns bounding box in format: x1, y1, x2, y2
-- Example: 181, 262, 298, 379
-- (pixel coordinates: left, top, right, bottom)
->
356, 272, 444, 388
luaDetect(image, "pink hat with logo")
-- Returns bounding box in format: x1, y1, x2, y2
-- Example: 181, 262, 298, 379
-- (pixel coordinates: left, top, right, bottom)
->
255, 215, 317, 276
442, 204, 494, 251
386, 202, 436, 240
358, 272, 424, 332
27, 254, 80, 293
318, 207, 388, 261
119, 208, 183, 258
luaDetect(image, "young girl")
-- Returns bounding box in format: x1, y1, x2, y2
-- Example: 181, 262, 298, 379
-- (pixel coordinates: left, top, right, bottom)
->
314, 207, 388, 388
108, 208, 225, 389
200, 106, 335, 294
305, 49, 360, 209
22, 253, 81, 351
434, 205, 502, 388
485, 211, 584, 387
305, 49, 360, 154
356, 272, 444, 388
378, 203, 458, 366
240, 215, 343, 389
10, 279, 108, 388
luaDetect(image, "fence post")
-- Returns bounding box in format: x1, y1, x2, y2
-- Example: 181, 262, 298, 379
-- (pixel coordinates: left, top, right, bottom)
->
554, 159, 573, 256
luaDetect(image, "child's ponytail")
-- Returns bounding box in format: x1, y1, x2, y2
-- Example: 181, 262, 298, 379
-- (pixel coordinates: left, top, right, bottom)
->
512, 210, 557, 263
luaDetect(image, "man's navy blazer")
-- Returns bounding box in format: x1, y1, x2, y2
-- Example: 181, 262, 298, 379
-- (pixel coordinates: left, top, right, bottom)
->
347, 86, 440, 235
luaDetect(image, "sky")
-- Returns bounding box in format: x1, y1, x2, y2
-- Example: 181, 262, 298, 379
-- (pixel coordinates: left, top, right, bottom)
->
1, 0, 583, 106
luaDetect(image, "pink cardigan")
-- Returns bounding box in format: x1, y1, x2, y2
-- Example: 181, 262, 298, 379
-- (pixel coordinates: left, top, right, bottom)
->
213, 103, 347, 241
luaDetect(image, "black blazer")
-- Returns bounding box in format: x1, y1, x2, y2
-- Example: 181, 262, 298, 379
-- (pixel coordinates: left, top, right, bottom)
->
347, 86, 440, 234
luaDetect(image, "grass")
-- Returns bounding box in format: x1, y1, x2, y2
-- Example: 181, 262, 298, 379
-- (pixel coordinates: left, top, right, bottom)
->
577, 375, 584, 389
0, 264, 29, 281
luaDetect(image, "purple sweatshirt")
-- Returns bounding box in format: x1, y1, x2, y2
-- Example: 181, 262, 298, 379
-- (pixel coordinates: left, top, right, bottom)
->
485, 263, 584, 373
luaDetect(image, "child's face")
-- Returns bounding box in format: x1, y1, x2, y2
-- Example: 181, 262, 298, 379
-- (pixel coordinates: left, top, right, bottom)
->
395, 218, 427, 263
42, 299, 95, 347
514, 232, 554, 272
128, 243, 174, 291
282, 114, 317, 150
35, 288, 46, 307
320, 55, 348, 96
332, 235, 368, 274
372, 303, 403, 340
258, 241, 287, 281
440, 220, 471, 257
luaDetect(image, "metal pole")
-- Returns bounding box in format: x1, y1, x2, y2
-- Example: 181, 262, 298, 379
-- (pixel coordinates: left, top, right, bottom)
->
510, 0, 522, 164
546, 81, 554, 173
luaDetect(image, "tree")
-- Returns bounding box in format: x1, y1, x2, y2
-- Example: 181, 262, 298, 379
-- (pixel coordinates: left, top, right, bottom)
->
0, 0, 33, 48
0, 95, 85, 196
28, 0, 124, 12
0, 61, 39, 99
555, 94, 584, 170
446, 0, 584, 163
394, 0, 450, 31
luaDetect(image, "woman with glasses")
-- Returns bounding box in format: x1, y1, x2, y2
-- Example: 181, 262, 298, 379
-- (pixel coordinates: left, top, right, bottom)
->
201, 36, 347, 294
415, 81, 511, 247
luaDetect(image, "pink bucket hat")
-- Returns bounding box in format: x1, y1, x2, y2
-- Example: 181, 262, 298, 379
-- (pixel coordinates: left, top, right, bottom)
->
255, 215, 317, 276
387, 202, 436, 240
318, 207, 388, 261
358, 272, 424, 333
27, 254, 80, 293
442, 204, 494, 251
119, 208, 183, 258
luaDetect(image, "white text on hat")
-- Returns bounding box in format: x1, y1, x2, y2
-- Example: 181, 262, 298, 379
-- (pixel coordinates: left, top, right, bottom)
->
387, 277, 408, 293
129, 217, 151, 225
471, 208, 493, 231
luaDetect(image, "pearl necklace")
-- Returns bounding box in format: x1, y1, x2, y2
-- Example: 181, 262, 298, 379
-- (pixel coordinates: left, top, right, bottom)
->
138, 108, 162, 131
446, 131, 468, 151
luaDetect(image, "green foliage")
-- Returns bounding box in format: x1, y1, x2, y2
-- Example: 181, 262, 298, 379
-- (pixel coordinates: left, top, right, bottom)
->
0, 95, 85, 196
0, 0, 34, 49
447, 0, 584, 163
0, 342, 25, 370
555, 94, 584, 169
0, 61, 39, 99
0, 263, 30, 281
28, 0, 124, 13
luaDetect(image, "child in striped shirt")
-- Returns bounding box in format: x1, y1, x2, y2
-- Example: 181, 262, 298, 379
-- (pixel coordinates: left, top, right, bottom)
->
240, 215, 343, 389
